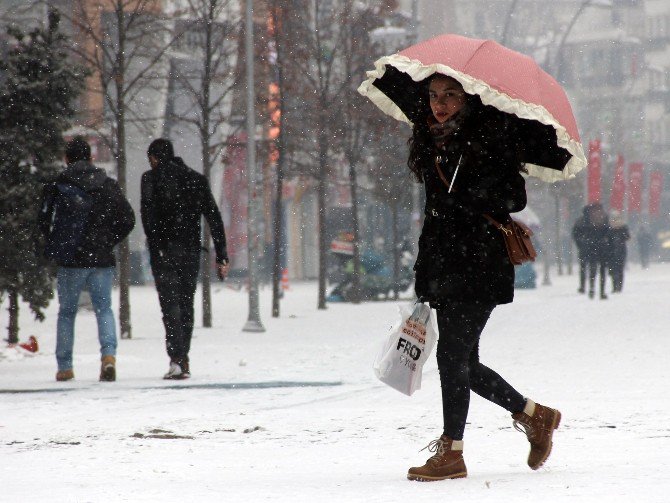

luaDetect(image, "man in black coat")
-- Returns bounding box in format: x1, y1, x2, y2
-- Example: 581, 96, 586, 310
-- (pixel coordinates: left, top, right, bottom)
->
141, 138, 229, 380
572, 202, 610, 299
39, 136, 135, 382
572, 205, 591, 294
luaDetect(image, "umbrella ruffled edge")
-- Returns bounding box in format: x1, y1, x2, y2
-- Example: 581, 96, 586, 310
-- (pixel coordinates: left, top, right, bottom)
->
357, 54, 587, 183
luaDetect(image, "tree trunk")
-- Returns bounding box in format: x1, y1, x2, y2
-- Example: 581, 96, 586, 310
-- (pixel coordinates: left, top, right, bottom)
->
200, 136, 213, 330
118, 239, 132, 339
201, 134, 212, 328
117, 123, 131, 339
272, 11, 285, 318
201, 4, 214, 328
317, 174, 327, 310
349, 161, 361, 304
271, 148, 284, 316
272, 164, 284, 317
315, 116, 329, 310
7, 287, 19, 344
116, 9, 131, 339
202, 225, 212, 327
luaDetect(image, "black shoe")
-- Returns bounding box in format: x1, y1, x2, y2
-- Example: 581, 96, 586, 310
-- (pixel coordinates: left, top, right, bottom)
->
578, 287, 585, 294
588, 290, 595, 299
600, 293, 608, 300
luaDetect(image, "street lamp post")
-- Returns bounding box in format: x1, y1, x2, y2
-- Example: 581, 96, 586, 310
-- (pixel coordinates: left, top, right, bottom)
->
243, 0, 265, 333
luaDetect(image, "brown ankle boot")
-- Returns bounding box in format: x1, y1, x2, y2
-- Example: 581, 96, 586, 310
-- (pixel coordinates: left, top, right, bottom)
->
56, 369, 74, 381
407, 435, 467, 481
512, 399, 561, 470
99, 355, 116, 382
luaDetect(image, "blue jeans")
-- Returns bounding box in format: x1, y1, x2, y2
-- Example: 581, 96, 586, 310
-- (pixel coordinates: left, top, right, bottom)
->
56, 267, 117, 371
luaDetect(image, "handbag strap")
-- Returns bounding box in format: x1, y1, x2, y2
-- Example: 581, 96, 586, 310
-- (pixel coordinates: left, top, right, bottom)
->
434, 158, 450, 188
483, 214, 512, 235
434, 155, 462, 193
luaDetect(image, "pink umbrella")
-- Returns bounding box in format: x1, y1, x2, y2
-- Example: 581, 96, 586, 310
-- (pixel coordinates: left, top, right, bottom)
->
358, 34, 586, 182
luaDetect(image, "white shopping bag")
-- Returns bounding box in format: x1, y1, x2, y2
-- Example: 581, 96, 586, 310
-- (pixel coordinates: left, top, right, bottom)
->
373, 303, 437, 396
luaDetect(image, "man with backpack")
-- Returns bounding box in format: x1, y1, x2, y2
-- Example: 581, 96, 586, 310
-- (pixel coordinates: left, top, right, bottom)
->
39, 137, 135, 382
141, 139, 229, 380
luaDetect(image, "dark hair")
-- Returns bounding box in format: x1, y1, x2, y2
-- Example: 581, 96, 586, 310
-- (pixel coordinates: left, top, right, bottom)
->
147, 138, 174, 161
65, 136, 91, 163
407, 118, 432, 183
407, 77, 525, 182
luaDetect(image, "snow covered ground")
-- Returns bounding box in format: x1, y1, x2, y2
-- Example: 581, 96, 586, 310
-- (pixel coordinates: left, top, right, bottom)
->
1, 262, 669, 502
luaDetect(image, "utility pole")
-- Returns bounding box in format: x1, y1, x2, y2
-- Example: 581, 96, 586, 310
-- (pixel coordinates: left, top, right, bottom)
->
243, 0, 265, 333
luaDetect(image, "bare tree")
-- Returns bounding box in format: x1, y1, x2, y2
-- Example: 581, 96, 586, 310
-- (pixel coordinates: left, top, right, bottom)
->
337, 4, 388, 304
62, 0, 180, 338
277, 0, 387, 309
167, 0, 241, 327
365, 119, 413, 300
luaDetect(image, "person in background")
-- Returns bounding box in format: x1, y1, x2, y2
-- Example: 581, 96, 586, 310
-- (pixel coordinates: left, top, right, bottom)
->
572, 205, 591, 294
38, 136, 135, 382
405, 74, 561, 482
141, 139, 230, 380
585, 203, 611, 299
607, 211, 630, 293
573, 202, 610, 299
637, 225, 653, 269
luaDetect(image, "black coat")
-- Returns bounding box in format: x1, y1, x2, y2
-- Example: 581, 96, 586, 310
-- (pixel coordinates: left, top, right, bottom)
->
38, 161, 135, 268
413, 127, 527, 307
608, 225, 630, 267
140, 157, 228, 264
571, 215, 589, 259
572, 217, 609, 262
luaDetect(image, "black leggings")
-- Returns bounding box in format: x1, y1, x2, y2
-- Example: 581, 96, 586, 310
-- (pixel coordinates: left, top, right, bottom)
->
436, 302, 526, 440
151, 250, 200, 361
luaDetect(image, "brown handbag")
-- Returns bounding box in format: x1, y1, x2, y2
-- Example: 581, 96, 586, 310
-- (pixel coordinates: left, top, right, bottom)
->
483, 214, 537, 265
434, 160, 536, 265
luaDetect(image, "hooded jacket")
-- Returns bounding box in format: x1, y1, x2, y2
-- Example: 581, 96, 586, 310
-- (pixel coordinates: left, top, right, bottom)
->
140, 156, 228, 264
38, 160, 135, 268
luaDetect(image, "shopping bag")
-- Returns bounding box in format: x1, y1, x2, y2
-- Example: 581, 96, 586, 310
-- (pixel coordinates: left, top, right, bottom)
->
373, 303, 437, 396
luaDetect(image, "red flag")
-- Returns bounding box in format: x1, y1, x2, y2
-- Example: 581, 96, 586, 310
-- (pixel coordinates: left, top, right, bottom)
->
628, 162, 644, 213
649, 171, 664, 217
587, 140, 601, 203
609, 153, 626, 211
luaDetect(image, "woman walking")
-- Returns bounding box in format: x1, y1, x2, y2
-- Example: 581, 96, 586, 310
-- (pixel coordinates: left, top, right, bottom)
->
358, 34, 586, 481
402, 74, 561, 481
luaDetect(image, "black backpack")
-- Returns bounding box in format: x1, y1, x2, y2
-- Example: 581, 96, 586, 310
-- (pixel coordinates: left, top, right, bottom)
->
44, 182, 95, 264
